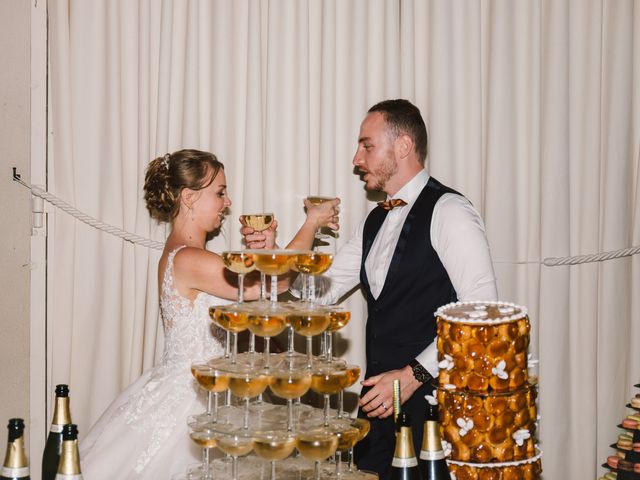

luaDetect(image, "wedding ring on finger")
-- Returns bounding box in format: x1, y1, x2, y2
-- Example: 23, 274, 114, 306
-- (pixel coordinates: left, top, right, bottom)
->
381, 402, 387, 410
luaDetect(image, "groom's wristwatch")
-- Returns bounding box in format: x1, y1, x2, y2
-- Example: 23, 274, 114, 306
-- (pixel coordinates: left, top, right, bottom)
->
409, 359, 432, 384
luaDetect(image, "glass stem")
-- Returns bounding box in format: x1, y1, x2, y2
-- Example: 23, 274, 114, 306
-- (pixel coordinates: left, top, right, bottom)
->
206, 391, 213, 416
244, 398, 250, 430
323, 394, 330, 427
264, 337, 271, 370
287, 398, 293, 432
270, 460, 276, 480
238, 273, 245, 303
225, 331, 230, 358
249, 333, 256, 353
348, 448, 354, 472
213, 392, 219, 423
287, 326, 294, 355
314, 460, 320, 480
306, 336, 313, 368
301, 273, 309, 302
326, 331, 333, 362
308, 275, 316, 303
260, 273, 267, 300
335, 450, 342, 477
232, 456, 238, 480
231, 332, 238, 365
270, 274, 278, 305
338, 390, 344, 419
202, 447, 211, 480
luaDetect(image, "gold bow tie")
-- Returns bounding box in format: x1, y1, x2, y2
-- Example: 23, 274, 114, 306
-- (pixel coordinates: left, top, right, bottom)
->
377, 198, 407, 210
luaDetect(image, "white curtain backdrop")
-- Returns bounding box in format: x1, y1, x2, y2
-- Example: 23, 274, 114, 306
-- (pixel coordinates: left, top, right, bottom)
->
46, 1, 640, 478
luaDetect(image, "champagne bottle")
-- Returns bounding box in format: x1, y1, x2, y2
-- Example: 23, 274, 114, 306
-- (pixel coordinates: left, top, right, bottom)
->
42, 385, 72, 480
55, 425, 82, 480
390, 411, 422, 480
418, 402, 451, 480
0, 418, 30, 480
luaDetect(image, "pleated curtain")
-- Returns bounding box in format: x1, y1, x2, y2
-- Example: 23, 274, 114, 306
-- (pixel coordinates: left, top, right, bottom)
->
47, 1, 640, 478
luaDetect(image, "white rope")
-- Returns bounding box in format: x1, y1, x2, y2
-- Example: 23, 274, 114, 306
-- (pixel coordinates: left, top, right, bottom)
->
15, 178, 640, 264
28, 184, 164, 250
542, 245, 640, 266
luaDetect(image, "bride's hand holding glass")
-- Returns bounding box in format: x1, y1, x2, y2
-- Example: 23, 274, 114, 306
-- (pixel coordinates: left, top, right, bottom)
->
240, 216, 278, 250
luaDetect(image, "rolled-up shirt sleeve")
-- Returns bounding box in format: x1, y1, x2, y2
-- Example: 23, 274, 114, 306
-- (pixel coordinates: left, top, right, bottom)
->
417, 193, 498, 377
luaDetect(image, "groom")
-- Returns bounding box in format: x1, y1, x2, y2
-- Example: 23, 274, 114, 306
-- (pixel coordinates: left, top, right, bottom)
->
244, 99, 497, 479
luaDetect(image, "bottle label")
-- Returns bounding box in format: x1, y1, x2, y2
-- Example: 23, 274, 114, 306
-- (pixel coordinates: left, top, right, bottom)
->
420, 449, 445, 461
1, 466, 30, 476
50, 424, 64, 433
391, 457, 418, 468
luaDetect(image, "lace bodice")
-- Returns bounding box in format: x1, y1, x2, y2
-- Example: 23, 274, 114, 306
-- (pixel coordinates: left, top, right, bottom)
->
159, 246, 227, 366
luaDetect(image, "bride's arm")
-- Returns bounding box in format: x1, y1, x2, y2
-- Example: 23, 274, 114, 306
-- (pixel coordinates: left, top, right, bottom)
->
172, 247, 262, 301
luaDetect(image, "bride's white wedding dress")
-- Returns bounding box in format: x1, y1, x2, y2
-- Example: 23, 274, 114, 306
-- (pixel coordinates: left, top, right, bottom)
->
80, 246, 228, 479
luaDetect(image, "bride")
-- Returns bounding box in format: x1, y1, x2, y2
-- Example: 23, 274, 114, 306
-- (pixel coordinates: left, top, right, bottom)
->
79, 149, 339, 479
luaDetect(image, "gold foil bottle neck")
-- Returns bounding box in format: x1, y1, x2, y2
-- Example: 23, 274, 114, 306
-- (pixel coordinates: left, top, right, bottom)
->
57, 439, 82, 475
394, 426, 417, 459
420, 421, 446, 460
3, 435, 28, 469
52, 397, 72, 426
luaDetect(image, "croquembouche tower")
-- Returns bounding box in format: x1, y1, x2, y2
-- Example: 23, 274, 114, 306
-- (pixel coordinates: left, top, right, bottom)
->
435, 301, 542, 480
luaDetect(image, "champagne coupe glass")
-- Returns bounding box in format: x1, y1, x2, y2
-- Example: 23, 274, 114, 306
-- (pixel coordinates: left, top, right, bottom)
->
240, 213, 275, 300
306, 195, 337, 246
247, 306, 288, 370
292, 251, 334, 303
336, 364, 361, 420
215, 431, 254, 480
211, 304, 249, 365
323, 307, 351, 363
288, 309, 331, 368
347, 418, 371, 473
228, 369, 270, 430
252, 249, 294, 306
296, 428, 339, 480
253, 431, 297, 480
191, 363, 230, 423
187, 416, 218, 480
325, 422, 359, 478
310, 366, 348, 426
268, 368, 312, 432
221, 250, 256, 303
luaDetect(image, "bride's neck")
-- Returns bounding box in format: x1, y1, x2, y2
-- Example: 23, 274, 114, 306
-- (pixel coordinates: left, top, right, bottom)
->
168, 218, 207, 249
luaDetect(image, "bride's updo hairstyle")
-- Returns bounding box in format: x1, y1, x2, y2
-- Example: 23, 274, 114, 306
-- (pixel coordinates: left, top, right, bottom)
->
144, 149, 224, 222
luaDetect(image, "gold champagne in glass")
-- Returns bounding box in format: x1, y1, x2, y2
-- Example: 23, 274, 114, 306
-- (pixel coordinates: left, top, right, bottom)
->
336, 364, 361, 419
210, 304, 249, 364
240, 213, 274, 302
296, 428, 339, 480
215, 432, 253, 480
191, 363, 229, 423
306, 195, 337, 249
326, 422, 360, 477
322, 306, 351, 363
187, 416, 217, 480
221, 251, 256, 303
228, 371, 270, 430
252, 249, 295, 305
348, 418, 371, 473
292, 251, 333, 303
311, 367, 348, 426
241, 213, 274, 231
288, 310, 330, 368
253, 432, 297, 480
247, 309, 288, 369
269, 369, 312, 431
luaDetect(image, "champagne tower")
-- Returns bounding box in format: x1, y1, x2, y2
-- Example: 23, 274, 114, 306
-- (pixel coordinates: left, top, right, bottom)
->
177, 249, 377, 480
435, 301, 542, 479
